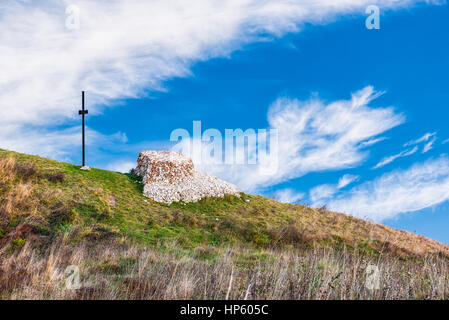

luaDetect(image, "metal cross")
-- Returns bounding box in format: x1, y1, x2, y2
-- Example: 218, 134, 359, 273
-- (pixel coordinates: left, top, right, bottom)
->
78, 91, 88, 167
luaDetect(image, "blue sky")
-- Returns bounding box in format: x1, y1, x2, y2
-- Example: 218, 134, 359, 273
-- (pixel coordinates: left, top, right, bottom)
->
1, 1, 448, 243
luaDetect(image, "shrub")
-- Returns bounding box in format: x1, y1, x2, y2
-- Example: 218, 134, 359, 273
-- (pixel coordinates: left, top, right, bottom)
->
58, 223, 73, 235
9, 237, 26, 252
49, 204, 75, 227
270, 221, 305, 245
282, 224, 304, 243
318, 205, 327, 214
44, 172, 65, 183
223, 193, 238, 202
14, 163, 36, 180
127, 169, 142, 183
12, 238, 26, 247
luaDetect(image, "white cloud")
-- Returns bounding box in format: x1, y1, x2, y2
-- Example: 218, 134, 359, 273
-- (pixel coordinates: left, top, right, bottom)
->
404, 132, 436, 147
403, 132, 438, 154
360, 137, 388, 147
373, 145, 418, 169
423, 136, 437, 153
327, 156, 449, 221
186, 86, 404, 191
272, 188, 304, 204
338, 174, 359, 188
309, 184, 338, 206
0, 0, 425, 159
106, 160, 136, 173
0, 124, 127, 162
374, 154, 401, 169
308, 174, 359, 207
403, 146, 419, 156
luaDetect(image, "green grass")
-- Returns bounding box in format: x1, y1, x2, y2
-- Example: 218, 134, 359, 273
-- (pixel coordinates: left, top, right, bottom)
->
1, 148, 448, 259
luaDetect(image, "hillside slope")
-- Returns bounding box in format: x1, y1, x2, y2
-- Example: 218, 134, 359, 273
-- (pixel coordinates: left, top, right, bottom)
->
0, 148, 447, 258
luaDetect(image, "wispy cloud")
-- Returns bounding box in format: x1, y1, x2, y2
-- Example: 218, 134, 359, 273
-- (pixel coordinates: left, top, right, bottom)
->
360, 137, 388, 147
105, 160, 136, 173
373, 145, 418, 169
0, 0, 426, 160
272, 189, 305, 204
403, 146, 419, 156
310, 184, 338, 206
328, 156, 449, 221
402, 132, 438, 154
188, 86, 404, 191
404, 132, 436, 147
338, 174, 359, 188
309, 174, 359, 207
423, 136, 437, 153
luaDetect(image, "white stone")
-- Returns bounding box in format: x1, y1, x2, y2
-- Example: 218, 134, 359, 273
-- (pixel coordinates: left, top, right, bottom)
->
135, 150, 240, 204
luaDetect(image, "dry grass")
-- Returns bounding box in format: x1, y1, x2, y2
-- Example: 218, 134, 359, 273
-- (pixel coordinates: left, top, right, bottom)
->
0, 239, 448, 300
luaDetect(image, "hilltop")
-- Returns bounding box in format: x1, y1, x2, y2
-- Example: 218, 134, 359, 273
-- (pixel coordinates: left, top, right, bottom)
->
1, 148, 448, 299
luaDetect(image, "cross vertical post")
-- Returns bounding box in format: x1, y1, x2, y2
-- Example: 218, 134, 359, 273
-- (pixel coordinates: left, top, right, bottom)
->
78, 91, 88, 167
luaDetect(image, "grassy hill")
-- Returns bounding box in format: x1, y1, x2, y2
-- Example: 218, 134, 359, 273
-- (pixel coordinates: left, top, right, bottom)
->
1, 148, 447, 257
1, 148, 448, 299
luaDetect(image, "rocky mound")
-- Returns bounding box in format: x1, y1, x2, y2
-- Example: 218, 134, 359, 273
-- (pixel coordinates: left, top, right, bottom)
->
134, 150, 240, 204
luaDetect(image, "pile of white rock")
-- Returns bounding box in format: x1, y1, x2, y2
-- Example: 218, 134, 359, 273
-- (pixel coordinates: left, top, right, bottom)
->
134, 150, 240, 204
